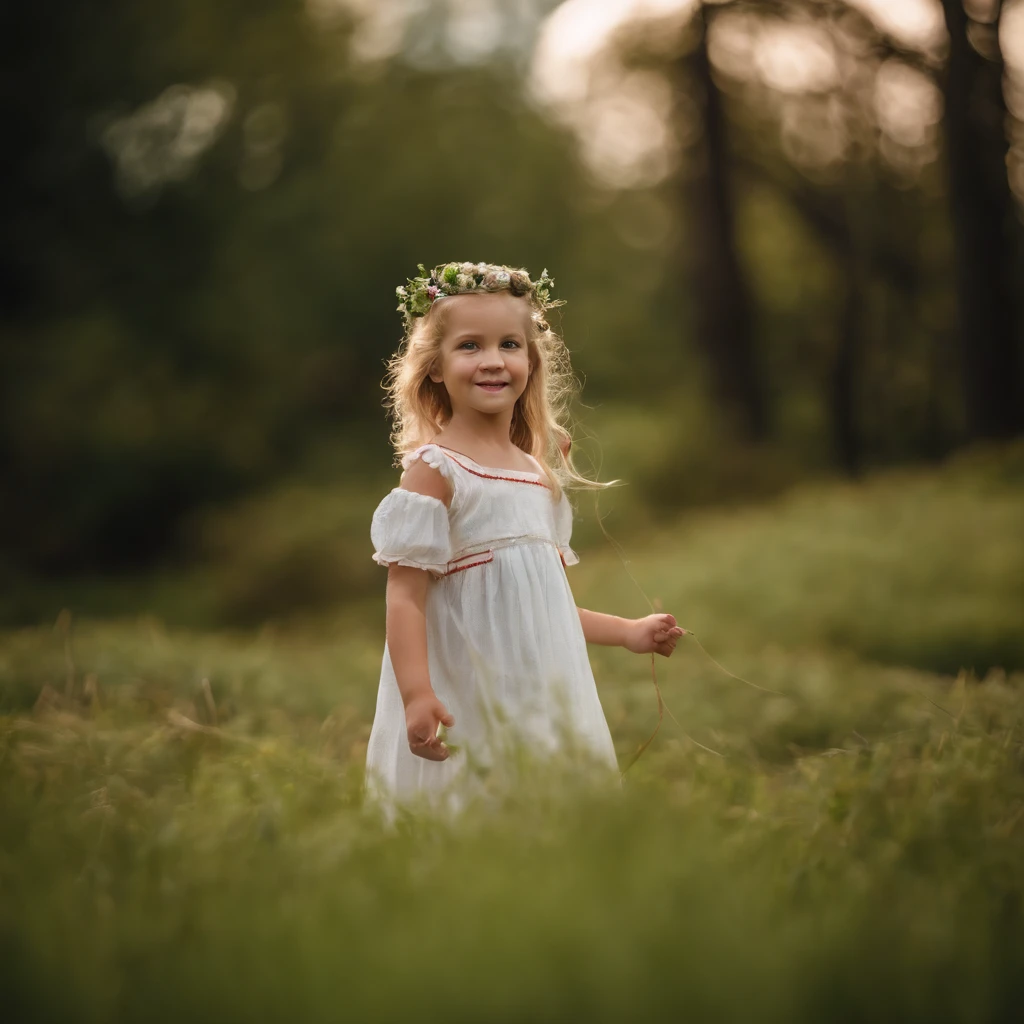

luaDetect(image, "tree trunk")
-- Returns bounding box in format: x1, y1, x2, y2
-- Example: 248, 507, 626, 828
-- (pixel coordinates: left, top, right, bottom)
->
832, 245, 864, 476
939, 0, 1023, 439
677, 3, 768, 442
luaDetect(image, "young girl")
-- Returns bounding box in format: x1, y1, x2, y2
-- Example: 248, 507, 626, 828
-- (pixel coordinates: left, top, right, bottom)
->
365, 261, 684, 809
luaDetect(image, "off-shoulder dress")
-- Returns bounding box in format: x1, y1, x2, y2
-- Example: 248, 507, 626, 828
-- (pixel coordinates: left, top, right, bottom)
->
365, 442, 618, 808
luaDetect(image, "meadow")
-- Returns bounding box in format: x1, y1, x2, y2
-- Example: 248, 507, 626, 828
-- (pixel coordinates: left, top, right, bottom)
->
2, 443, 1023, 1022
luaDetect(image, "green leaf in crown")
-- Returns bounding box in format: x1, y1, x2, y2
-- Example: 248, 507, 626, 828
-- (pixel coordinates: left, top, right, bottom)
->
396, 261, 564, 323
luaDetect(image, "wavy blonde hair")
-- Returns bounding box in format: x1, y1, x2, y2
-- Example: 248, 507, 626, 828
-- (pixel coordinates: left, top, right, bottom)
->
382, 289, 610, 499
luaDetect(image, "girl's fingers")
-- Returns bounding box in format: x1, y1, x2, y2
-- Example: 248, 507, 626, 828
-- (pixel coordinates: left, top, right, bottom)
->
410, 739, 448, 761
409, 723, 452, 760
654, 629, 685, 642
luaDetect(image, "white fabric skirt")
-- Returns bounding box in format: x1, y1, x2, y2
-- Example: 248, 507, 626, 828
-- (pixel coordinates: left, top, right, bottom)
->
364, 539, 619, 812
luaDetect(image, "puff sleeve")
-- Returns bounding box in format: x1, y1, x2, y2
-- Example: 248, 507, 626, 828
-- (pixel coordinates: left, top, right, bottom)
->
369, 445, 454, 575
554, 490, 579, 567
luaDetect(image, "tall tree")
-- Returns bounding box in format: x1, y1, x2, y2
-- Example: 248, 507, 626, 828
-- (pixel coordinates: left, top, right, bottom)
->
939, 0, 1023, 440
675, 3, 768, 442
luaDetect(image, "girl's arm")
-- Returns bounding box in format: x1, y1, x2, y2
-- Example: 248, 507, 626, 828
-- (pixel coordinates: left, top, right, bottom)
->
385, 564, 434, 707
386, 565, 455, 761
383, 458, 455, 761
577, 608, 629, 647
577, 607, 685, 658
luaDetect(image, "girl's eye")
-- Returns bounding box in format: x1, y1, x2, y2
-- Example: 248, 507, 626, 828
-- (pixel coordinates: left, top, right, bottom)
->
457, 340, 520, 350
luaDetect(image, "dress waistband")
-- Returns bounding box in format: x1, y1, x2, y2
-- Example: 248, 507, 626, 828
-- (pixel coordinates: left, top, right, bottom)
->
444, 534, 561, 576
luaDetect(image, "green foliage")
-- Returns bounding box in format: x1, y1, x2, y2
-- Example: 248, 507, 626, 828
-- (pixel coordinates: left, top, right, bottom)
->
3, 0, 1005, 576
0, 2, 612, 572
1, 451, 1023, 1019
2, 685, 1023, 1022
574, 440, 1024, 677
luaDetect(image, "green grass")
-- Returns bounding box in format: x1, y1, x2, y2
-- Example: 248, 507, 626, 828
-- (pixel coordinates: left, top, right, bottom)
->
1, 443, 1023, 1021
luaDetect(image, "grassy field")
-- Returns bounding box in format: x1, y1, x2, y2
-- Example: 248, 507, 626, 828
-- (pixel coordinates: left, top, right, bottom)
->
2, 443, 1023, 1021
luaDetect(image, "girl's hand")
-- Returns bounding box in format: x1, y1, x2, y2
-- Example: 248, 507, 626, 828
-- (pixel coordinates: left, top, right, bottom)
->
405, 693, 456, 761
624, 613, 686, 657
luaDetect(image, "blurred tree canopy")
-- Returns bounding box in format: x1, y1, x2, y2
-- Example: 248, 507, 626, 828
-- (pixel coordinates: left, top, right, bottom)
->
608, 0, 1022, 459
1, 0, 1022, 578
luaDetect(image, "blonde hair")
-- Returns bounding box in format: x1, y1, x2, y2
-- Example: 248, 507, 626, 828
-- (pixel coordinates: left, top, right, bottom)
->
382, 290, 610, 498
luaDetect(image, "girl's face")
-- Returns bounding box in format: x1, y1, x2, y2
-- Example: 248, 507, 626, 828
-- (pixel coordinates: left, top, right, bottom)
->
429, 292, 533, 417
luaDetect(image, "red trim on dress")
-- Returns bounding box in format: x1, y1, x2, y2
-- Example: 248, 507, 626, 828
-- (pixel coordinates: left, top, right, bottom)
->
442, 549, 494, 576
434, 446, 550, 489
444, 557, 492, 576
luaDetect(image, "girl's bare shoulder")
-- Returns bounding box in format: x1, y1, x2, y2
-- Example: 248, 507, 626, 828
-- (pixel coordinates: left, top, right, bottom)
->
399, 449, 452, 506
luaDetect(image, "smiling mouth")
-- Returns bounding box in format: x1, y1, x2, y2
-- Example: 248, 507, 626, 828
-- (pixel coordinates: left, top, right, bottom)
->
475, 382, 509, 391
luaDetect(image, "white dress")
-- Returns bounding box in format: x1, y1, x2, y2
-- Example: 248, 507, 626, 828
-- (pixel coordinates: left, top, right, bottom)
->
365, 442, 618, 810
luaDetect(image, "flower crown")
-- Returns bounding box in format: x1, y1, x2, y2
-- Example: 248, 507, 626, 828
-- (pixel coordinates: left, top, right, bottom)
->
396, 261, 562, 324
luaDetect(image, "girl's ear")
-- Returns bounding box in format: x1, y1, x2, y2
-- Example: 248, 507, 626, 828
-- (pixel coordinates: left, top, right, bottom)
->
428, 359, 443, 384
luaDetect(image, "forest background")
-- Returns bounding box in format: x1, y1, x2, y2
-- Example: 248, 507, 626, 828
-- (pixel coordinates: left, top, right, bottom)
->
3, 4, 1024, 1017
3, 0, 1022, 625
